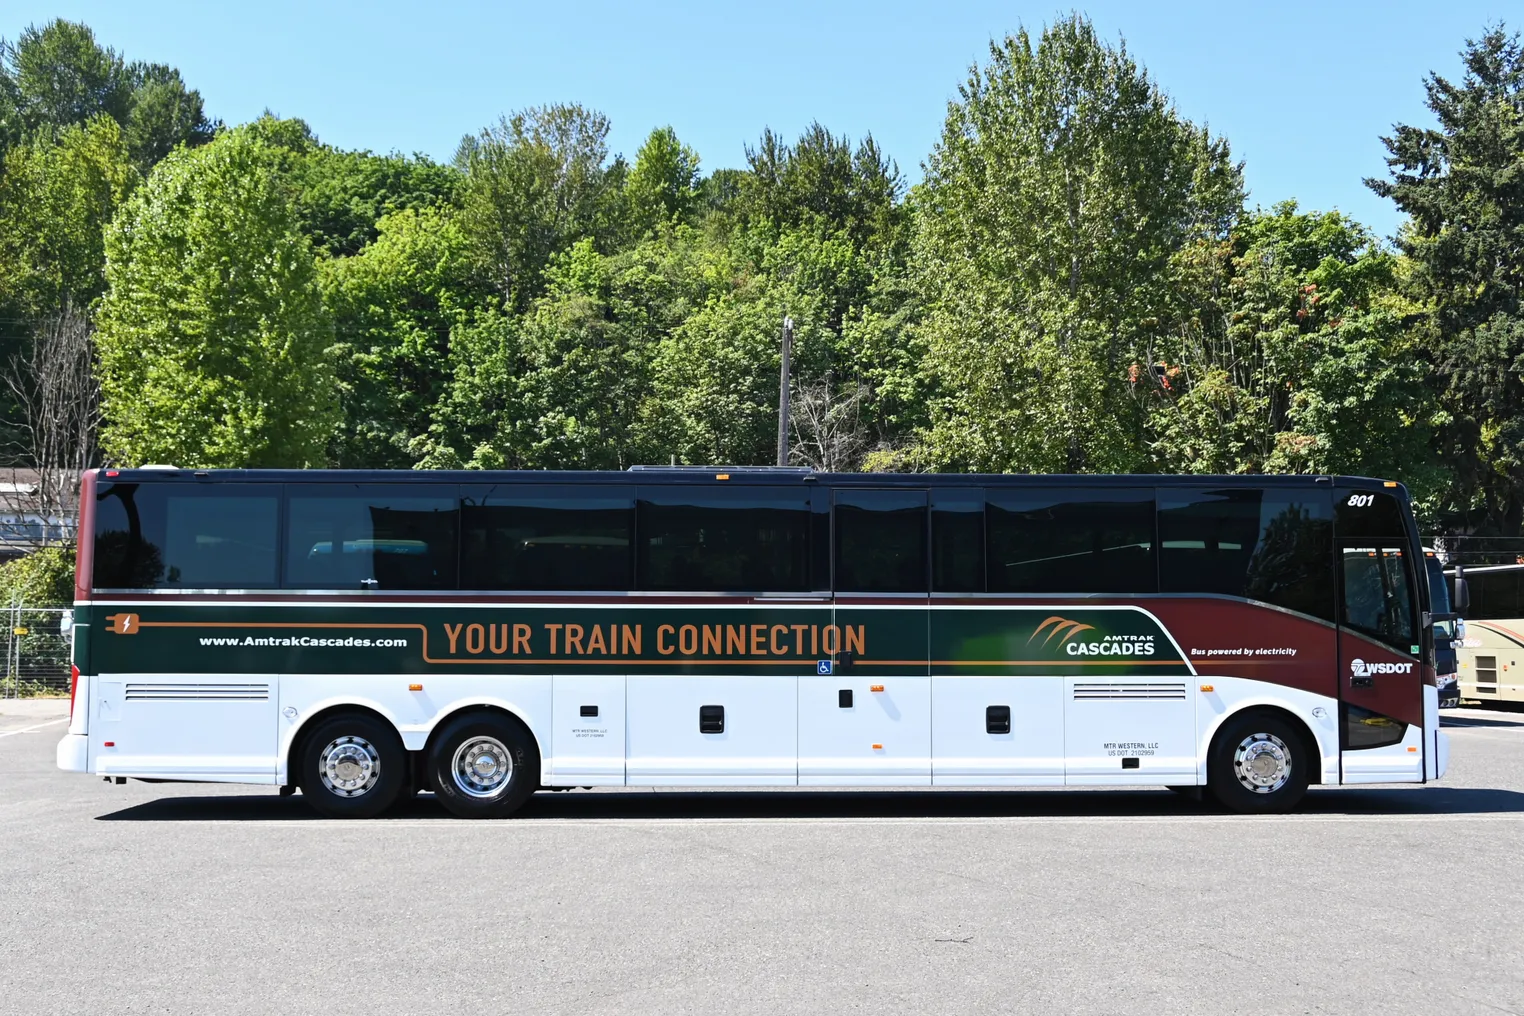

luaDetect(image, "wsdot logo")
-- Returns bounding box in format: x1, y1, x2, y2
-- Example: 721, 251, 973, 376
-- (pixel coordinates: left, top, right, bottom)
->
1351, 657, 1414, 676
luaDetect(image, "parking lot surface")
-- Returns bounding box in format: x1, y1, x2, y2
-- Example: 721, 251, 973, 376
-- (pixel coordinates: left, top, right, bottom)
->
2, 702, 1521, 1015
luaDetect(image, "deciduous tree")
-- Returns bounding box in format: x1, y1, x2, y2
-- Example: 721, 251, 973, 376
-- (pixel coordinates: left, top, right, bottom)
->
94, 127, 336, 467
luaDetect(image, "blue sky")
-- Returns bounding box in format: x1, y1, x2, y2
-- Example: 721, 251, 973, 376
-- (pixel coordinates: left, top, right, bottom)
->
15, 0, 1514, 240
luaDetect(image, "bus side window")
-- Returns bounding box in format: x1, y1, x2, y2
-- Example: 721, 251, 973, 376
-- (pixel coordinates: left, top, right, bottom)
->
284, 485, 459, 590
460, 485, 633, 592
1157, 488, 1333, 620
985, 488, 1154, 594
931, 489, 984, 593
93, 482, 279, 590
637, 486, 813, 593
834, 490, 928, 593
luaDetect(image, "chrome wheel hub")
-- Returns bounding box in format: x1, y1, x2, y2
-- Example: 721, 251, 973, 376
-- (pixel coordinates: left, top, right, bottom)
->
452, 736, 513, 799
1233, 733, 1292, 794
320, 736, 381, 797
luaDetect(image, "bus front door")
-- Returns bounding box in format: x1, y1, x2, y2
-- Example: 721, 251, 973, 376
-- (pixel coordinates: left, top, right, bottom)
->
1338, 545, 1425, 783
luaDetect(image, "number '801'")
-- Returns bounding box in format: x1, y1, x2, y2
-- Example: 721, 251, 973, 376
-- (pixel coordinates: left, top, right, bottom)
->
1346, 493, 1376, 507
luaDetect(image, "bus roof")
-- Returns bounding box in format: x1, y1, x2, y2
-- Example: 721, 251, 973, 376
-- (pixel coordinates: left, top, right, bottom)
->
90, 467, 1406, 493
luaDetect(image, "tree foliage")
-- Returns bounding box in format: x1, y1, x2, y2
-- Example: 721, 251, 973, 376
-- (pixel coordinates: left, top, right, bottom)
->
915, 16, 1242, 473
1369, 26, 1524, 532
94, 127, 336, 467
0, 12, 1520, 540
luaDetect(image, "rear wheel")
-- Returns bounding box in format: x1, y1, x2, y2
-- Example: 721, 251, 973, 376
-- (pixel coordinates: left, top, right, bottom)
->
1207, 712, 1312, 814
429, 712, 539, 819
298, 714, 406, 819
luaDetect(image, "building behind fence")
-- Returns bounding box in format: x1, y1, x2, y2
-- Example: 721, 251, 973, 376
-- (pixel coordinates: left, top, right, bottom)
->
4, 604, 71, 697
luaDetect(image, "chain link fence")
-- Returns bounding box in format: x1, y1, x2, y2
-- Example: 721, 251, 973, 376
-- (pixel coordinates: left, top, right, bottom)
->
3, 604, 71, 697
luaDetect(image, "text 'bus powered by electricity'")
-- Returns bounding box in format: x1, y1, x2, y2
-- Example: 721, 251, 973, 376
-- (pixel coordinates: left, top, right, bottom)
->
57, 468, 1449, 816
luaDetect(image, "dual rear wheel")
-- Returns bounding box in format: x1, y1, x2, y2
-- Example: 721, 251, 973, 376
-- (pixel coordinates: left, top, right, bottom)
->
298, 710, 538, 819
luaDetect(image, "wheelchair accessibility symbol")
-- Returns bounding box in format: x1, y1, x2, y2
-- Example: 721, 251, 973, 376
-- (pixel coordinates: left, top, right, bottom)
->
816, 659, 833, 675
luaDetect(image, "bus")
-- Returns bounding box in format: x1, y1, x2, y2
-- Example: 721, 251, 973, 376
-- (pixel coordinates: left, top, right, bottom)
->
1451, 563, 1524, 705
1424, 549, 1461, 708
57, 468, 1449, 817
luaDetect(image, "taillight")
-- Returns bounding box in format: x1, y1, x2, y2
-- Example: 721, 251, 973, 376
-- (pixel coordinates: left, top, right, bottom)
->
69, 664, 80, 721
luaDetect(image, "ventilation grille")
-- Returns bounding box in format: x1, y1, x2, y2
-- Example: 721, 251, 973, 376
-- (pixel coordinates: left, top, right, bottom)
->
1073, 682, 1187, 701
125, 683, 270, 702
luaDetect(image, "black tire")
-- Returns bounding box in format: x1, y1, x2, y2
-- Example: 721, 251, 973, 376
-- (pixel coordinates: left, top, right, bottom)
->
297, 714, 407, 819
1207, 711, 1312, 814
429, 711, 540, 819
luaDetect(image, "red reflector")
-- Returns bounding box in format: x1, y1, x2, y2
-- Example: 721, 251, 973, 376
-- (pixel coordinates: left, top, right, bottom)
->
103, 742, 114, 747
69, 665, 80, 722
105, 469, 119, 477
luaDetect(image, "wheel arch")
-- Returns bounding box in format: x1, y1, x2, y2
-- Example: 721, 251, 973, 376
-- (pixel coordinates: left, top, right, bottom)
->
282, 701, 400, 783
1205, 702, 1326, 786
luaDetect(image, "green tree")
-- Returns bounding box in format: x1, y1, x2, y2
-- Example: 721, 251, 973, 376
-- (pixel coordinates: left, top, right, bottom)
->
1368, 26, 1524, 532
625, 126, 701, 236
737, 123, 904, 252
0, 20, 214, 169
298, 146, 460, 257
0, 114, 136, 316
913, 16, 1242, 474
94, 127, 336, 467
121, 62, 218, 172
1140, 204, 1441, 493
320, 207, 487, 467
455, 104, 628, 310
0, 20, 132, 147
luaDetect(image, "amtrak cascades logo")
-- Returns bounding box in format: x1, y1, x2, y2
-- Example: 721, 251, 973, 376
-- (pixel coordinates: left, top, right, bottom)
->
1029, 615, 1157, 657
1351, 657, 1414, 677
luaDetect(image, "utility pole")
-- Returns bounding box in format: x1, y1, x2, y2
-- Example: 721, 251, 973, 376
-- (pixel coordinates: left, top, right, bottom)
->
776, 316, 793, 467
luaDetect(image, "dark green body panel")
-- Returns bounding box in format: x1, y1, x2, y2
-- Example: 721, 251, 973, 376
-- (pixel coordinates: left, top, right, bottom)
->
81, 601, 1192, 678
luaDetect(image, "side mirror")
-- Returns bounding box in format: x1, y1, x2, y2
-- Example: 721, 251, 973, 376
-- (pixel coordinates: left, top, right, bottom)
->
1453, 567, 1470, 612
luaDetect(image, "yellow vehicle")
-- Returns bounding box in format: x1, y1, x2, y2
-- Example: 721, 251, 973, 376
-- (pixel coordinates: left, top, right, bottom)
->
1452, 563, 1524, 705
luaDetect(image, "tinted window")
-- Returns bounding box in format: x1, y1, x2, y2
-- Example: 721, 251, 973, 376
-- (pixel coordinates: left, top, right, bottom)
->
285, 485, 458, 590
1335, 488, 1410, 539
1467, 568, 1524, 621
1343, 704, 1407, 750
637, 486, 813, 592
932, 489, 984, 592
1341, 547, 1416, 651
986, 489, 1155, 594
93, 482, 279, 589
835, 489, 927, 593
461, 485, 631, 591
1158, 488, 1333, 620
1425, 555, 1450, 615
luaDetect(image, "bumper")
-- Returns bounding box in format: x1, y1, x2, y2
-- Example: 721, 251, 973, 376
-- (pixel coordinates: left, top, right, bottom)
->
56, 733, 88, 773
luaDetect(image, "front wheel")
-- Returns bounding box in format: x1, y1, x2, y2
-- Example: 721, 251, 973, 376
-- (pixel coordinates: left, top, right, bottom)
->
429, 712, 539, 819
1207, 712, 1312, 814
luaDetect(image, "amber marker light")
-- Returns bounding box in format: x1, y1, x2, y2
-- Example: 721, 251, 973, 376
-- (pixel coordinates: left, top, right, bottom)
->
1199, 684, 1214, 693
1384, 481, 1398, 487
408, 684, 423, 692
870, 684, 885, 692
716, 473, 730, 480
871, 744, 883, 750
1408, 746, 1418, 752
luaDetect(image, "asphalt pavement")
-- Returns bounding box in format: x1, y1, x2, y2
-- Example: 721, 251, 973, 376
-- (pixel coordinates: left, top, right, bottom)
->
2, 700, 1521, 1015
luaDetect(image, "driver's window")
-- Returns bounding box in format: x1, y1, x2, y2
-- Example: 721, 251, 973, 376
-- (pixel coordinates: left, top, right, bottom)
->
1342, 547, 1415, 651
